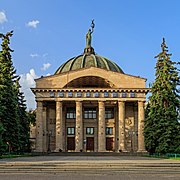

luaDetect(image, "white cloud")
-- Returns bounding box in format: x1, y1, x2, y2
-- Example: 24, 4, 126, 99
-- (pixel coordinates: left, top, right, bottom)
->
19, 69, 38, 110
30, 53, 39, 58
0, 11, 7, 24
46, 73, 51, 76
41, 63, 51, 71
27, 20, 39, 28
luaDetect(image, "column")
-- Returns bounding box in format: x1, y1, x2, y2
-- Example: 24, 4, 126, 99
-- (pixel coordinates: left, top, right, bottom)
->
75, 101, 83, 152
55, 101, 64, 152
98, 101, 106, 152
35, 101, 43, 152
137, 101, 146, 152
42, 105, 47, 152
118, 101, 126, 152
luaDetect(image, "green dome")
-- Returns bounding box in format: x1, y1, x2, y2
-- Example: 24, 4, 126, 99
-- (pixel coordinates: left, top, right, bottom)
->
55, 21, 124, 74
55, 50, 124, 74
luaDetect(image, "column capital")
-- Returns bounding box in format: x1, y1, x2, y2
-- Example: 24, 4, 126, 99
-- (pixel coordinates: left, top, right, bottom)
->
138, 100, 146, 104
36, 101, 43, 107
118, 100, 125, 102
118, 101, 125, 105
56, 100, 62, 106
76, 100, 82, 107
56, 100, 63, 102
76, 100, 83, 103
98, 100, 105, 106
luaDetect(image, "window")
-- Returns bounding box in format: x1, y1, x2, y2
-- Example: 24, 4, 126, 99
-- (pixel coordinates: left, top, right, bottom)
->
105, 108, 114, 119
112, 92, 118, 97
94, 92, 99, 97
50, 92, 55, 97
130, 92, 135, 98
66, 107, 76, 119
67, 127, 75, 135
104, 91, 109, 97
122, 92, 127, 98
68, 91, 73, 97
106, 127, 113, 135
58, 92, 64, 97
86, 127, 94, 135
75, 92, 82, 97
84, 108, 96, 119
86, 92, 91, 97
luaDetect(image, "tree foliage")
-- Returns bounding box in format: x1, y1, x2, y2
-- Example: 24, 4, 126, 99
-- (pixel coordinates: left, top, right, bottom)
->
0, 31, 30, 153
0, 122, 5, 154
27, 110, 36, 126
144, 38, 180, 154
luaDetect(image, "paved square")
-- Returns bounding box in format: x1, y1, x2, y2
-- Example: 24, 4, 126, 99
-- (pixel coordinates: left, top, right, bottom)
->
0, 156, 180, 180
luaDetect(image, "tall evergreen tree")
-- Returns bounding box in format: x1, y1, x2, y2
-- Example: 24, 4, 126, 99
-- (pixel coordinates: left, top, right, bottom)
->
15, 79, 30, 152
144, 38, 180, 154
0, 31, 20, 152
0, 122, 5, 154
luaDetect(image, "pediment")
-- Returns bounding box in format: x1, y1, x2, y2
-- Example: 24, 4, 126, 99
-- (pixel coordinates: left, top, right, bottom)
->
35, 67, 146, 89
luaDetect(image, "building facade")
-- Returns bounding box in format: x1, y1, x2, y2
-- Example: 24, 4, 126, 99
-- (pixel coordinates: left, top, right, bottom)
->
32, 24, 149, 153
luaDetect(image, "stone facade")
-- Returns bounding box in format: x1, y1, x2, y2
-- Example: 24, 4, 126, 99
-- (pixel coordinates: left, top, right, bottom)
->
31, 24, 149, 153
32, 66, 149, 153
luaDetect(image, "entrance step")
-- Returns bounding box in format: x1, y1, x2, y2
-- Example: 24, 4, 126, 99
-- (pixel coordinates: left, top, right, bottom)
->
44, 152, 149, 156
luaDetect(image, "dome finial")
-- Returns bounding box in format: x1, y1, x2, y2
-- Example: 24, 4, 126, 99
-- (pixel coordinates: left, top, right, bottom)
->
84, 20, 95, 55
86, 20, 95, 47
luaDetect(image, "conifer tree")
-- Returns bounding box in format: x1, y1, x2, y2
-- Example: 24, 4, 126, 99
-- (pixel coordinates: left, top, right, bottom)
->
0, 31, 20, 152
0, 122, 4, 154
15, 79, 30, 152
144, 38, 180, 154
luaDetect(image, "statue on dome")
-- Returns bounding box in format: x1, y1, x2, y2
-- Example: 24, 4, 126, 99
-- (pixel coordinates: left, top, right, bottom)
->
86, 20, 95, 47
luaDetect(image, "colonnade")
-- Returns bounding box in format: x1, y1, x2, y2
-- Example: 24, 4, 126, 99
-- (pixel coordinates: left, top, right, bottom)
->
35, 100, 146, 152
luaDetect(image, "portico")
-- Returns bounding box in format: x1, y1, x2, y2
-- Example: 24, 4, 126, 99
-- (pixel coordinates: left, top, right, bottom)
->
33, 85, 148, 153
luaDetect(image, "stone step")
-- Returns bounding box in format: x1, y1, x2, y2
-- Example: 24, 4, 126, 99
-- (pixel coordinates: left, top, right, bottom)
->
0, 165, 179, 174
45, 152, 149, 156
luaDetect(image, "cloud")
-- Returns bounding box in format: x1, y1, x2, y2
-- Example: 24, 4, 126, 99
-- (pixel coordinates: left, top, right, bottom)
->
41, 63, 51, 71
46, 73, 51, 76
27, 20, 39, 28
19, 69, 38, 110
30, 53, 39, 58
0, 11, 7, 24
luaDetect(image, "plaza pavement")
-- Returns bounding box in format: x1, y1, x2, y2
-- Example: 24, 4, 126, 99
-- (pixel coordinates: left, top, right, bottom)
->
0, 155, 180, 180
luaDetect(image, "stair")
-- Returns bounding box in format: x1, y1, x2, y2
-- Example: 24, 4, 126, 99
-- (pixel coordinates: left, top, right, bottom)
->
46, 152, 149, 156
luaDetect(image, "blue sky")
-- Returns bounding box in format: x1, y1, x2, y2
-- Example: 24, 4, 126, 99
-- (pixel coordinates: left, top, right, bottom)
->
0, 0, 180, 109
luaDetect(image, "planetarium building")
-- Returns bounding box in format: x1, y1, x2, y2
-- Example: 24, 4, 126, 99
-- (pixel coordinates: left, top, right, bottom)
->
32, 23, 149, 153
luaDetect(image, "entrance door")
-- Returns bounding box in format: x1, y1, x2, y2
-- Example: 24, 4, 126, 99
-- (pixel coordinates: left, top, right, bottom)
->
106, 137, 113, 151
86, 137, 94, 151
67, 137, 75, 150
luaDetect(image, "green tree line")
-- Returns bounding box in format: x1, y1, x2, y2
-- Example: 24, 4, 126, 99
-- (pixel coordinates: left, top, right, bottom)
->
0, 31, 30, 154
144, 38, 180, 154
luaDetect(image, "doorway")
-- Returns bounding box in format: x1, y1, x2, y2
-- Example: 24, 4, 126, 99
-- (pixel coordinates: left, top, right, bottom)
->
106, 137, 113, 151
86, 137, 94, 151
67, 137, 75, 151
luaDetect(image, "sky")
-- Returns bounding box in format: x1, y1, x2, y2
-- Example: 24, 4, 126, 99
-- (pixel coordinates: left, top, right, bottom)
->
0, 0, 180, 110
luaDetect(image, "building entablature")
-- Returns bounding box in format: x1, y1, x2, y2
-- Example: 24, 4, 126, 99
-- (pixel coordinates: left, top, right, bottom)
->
32, 87, 149, 100
32, 88, 150, 93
